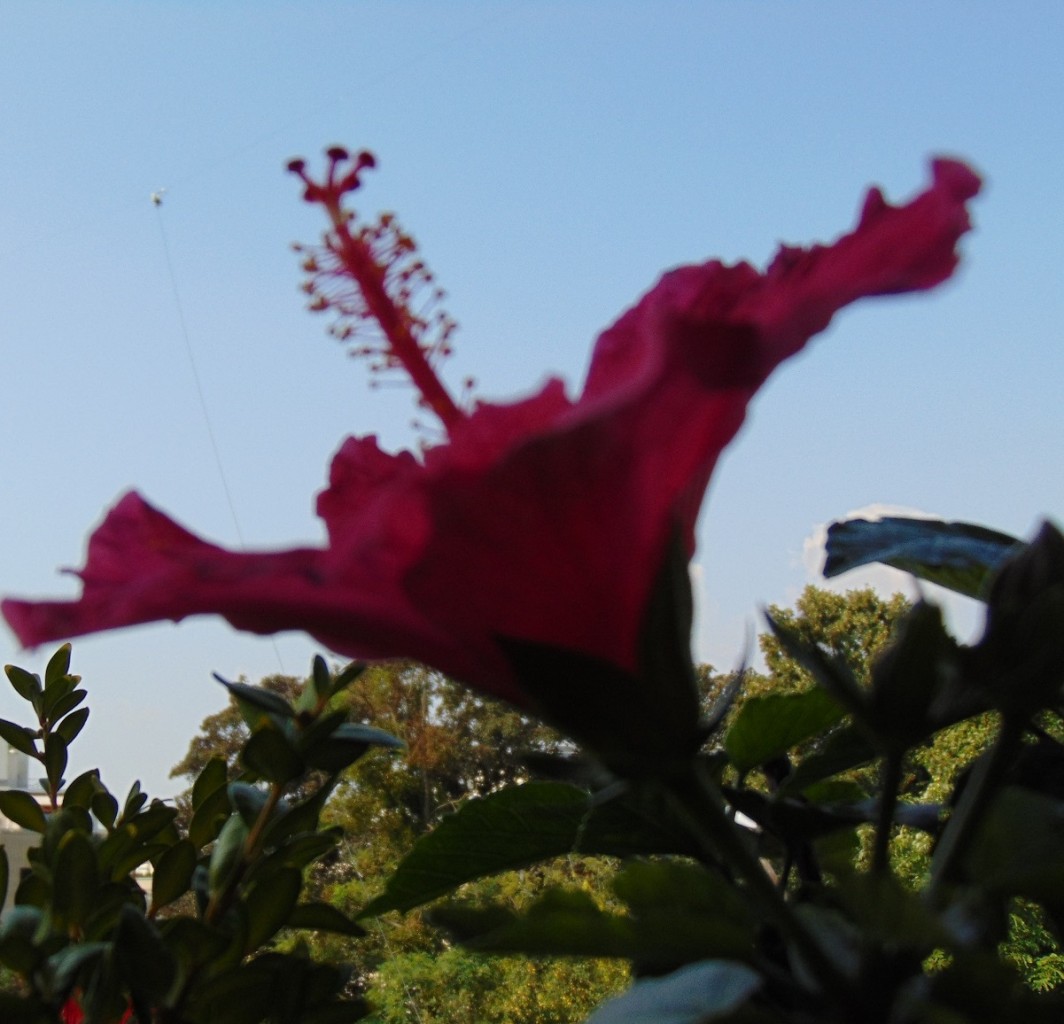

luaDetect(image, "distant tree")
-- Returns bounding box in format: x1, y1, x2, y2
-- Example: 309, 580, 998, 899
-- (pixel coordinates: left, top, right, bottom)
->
169, 661, 628, 1022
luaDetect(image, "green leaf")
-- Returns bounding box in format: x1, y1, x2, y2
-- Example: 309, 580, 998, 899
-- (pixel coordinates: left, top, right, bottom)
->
209, 814, 249, 894
302, 722, 403, 773
0, 848, 7, 917
432, 889, 632, 957
42, 733, 67, 791
584, 960, 761, 1024
0, 790, 47, 832
190, 779, 235, 849
91, 789, 119, 830
54, 706, 90, 746
725, 687, 845, 773
193, 756, 229, 810
120, 780, 147, 822
62, 770, 101, 810
52, 830, 99, 929
825, 516, 1021, 600
151, 839, 197, 912
0, 718, 38, 756
4, 664, 42, 703
965, 787, 1064, 912
47, 688, 87, 725
242, 728, 304, 784
44, 644, 72, 687
287, 902, 366, 937
229, 781, 270, 828
41, 677, 80, 722
362, 781, 698, 917
781, 725, 878, 795
217, 675, 295, 727
113, 904, 176, 1001
243, 866, 301, 950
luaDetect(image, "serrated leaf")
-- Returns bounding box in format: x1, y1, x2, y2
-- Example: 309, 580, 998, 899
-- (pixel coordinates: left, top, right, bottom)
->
362, 781, 698, 918
825, 516, 1021, 600
287, 902, 366, 937
0, 790, 47, 832
725, 687, 845, 773
0, 718, 38, 756
5, 664, 42, 703
585, 960, 761, 1024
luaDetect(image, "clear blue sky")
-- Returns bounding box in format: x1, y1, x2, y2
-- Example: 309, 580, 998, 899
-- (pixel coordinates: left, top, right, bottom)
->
1, 3, 1062, 797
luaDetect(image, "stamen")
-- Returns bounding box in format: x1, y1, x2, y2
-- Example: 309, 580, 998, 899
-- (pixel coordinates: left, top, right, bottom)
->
289, 147, 465, 431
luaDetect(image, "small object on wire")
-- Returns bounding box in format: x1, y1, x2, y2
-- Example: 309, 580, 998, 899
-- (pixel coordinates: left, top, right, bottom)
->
150, 188, 167, 207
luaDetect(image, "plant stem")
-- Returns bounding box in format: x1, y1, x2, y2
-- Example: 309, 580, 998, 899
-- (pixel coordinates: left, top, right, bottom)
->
928, 715, 1023, 895
665, 760, 855, 1006
872, 752, 903, 876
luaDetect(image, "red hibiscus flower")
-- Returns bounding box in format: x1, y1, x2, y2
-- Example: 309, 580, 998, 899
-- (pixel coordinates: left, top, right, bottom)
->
3, 153, 979, 774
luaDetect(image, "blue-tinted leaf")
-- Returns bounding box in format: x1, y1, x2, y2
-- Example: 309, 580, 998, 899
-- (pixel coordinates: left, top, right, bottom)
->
585, 960, 761, 1024
824, 517, 1021, 599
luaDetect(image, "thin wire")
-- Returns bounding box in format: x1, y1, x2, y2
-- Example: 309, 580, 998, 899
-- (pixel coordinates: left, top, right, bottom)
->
153, 199, 287, 675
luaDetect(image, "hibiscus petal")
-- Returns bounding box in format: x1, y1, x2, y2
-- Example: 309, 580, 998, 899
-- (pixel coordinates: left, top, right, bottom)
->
3, 159, 981, 741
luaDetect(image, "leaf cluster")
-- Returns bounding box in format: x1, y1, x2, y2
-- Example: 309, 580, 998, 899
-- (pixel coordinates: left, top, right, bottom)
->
0, 654, 401, 1024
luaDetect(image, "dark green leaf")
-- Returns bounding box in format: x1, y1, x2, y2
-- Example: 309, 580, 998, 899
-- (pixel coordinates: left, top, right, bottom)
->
229, 781, 270, 828
0, 790, 47, 832
47, 688, 87, 725
0, 718, 37, 756
0, 849, 7, 919
242, 728, 304, 784
42, 733, 67, 792
150, 839, 197, 912
217, 675, 295, 720
965, 787, 1064, 912
586, 960, 761, 1024
725, 687, 845, 773
91, 789, 119, 830
127, 801, 178, 842
262, 781, 335, 847
54, 706, 89, 746
209, 814, 249, 894
41, 679, 80, 722
825, 516, 1021, 600
52, 830, 99, 929
120, 780, 147, 822
781, 725, 878, 795
113, 904, 176, 1001
303, 723, 403, 772
287, 902, 366, 937
62, 770, 102, 810
44, 644, 72, 687
193, 756, 229, 810
362, 782, 698, 917
5, 664, 42, 703
244, 866, 301, 950
189, 779, 234, 849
